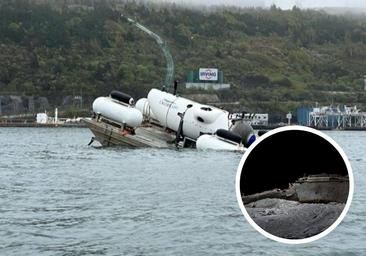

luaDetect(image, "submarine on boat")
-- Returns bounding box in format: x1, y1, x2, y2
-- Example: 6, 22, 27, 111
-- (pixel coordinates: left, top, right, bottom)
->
84, 88, 257, 151
83, 16, 258, 151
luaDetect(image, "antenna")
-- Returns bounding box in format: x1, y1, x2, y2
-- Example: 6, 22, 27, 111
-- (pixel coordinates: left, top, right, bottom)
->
122, 14, 175, 90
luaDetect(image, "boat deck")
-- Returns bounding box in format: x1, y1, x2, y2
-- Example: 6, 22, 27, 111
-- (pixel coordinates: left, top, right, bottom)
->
83, 118, 176, 148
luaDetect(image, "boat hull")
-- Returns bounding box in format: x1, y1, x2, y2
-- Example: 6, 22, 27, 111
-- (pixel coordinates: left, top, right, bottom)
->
83, 118, 175, 148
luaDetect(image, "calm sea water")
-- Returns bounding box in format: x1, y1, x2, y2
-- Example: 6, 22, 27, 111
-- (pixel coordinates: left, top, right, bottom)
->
0, 128, 365, 255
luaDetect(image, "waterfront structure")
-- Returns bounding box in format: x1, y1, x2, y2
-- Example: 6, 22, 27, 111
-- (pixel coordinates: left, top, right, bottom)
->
297, 105, 366, 129
243, 113, 269, 126
36, 113, 48, 124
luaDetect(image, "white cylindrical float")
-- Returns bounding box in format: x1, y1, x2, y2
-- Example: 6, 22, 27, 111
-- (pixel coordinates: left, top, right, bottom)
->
196, 134, 245, 152
92, 97, 143, 127
135, 98, 157, 121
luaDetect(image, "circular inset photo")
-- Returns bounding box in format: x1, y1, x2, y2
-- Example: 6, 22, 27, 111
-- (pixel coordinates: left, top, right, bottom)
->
236, 126, 353, 244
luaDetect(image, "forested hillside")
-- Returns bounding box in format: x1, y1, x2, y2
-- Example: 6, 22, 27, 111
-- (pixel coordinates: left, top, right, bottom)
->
1, 0, 366, 120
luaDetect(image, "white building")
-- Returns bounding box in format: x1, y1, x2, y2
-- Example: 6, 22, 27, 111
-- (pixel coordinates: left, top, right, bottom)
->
36, 113, 48, 124
244, 113, 269, 126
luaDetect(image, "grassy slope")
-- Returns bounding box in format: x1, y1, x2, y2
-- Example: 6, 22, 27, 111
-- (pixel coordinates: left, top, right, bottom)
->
1, 1, 366, 120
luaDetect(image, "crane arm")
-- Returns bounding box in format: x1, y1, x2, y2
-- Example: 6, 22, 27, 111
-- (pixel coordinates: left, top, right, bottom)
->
123, 16, 174, 88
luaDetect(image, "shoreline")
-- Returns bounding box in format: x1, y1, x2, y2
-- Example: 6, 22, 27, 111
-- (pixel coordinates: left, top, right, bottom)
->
0, 122, 86, 128
253, 125, 366, 131
0, 122, 365, 130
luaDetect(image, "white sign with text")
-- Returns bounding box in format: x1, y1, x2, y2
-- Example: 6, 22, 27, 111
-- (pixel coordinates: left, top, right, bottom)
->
199, 68, 218, 81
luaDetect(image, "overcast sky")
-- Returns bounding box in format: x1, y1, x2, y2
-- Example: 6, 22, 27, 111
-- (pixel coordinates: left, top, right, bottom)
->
154, 0, 366, 9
